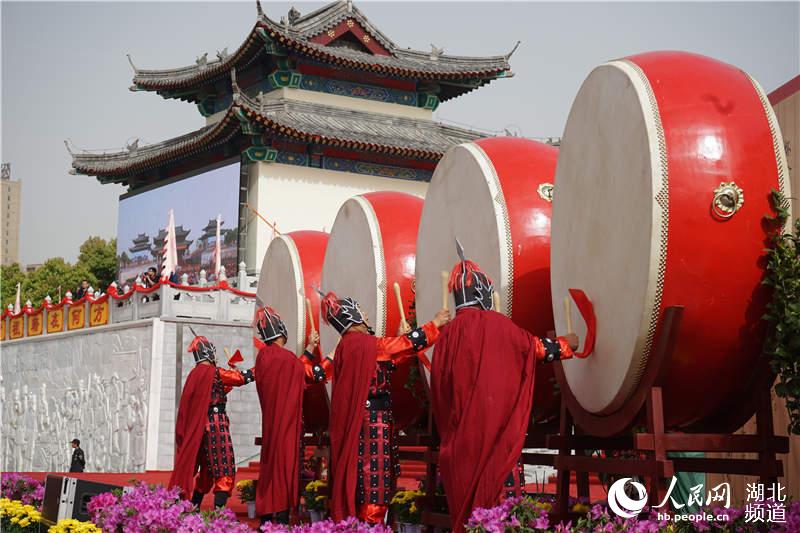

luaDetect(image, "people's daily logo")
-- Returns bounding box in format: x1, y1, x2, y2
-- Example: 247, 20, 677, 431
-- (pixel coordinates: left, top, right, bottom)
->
607, 477, 648, 518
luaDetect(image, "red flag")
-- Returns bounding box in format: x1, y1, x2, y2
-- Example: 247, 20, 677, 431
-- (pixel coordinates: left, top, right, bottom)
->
227, 349, 244, 367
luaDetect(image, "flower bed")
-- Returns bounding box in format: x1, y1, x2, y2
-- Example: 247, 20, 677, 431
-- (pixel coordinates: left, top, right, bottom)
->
0, 497, 41, 533
87, 483, 250, 533
0, 473, 45, 508
260, 517, 392, 532
465, 496, 800, 532
48, 518, 102, 532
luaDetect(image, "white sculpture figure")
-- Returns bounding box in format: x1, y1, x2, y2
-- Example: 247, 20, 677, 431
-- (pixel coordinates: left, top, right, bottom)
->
126, 395, 146, 470
8, 388, 24, 470
123, 397, 136, 470
109, 373, 124, 457
96, 434, 109, 472
27, 393, 38, 471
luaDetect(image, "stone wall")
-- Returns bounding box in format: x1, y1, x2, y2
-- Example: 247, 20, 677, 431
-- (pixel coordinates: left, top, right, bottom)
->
1, 321, 154, 472
1, 318, 260, 473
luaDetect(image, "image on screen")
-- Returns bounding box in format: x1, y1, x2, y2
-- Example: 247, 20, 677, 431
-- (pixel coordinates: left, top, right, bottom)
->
116, 161, 240, 286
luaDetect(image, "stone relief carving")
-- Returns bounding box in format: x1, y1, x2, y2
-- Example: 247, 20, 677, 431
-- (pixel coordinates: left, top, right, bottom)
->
1, 327, 152, 472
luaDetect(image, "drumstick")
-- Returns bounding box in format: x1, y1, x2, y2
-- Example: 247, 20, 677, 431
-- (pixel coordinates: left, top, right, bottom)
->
493, 291, 501, 312
441, 271, 449, 310
305, 298, 316, 334
393, 282, 409, 329
563, 296, 574, 334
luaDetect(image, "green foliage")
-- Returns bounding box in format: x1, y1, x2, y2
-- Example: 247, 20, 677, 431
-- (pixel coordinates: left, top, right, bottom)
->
0, 236, 116, 309
24, 258, 97, 306
1, 263, 26, 309
763, 189, 800, 434
77, 236, 117, 291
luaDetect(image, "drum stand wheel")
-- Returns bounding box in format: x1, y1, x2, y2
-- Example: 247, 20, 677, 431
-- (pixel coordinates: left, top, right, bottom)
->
547, 306, 789, 523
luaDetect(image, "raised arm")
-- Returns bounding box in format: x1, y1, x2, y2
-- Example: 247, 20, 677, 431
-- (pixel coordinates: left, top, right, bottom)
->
300, 351, 334, 384
376, 322, 440, 363
530, 333, 578, 363
218, 367, 255, 391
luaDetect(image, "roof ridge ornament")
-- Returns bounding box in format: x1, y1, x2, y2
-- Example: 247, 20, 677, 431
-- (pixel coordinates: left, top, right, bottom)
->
126, 54, 139, 74
288, 6, 301, 25
346, 0, 353, 13
430, 44, 444, 61
230, 68, 241, 104
63, 140, 74, 156
196, 52, 208, 68
126, 138, 140, 155
216, 47, 229, 61
505, 40, 521, 60
256, 0, 264, 17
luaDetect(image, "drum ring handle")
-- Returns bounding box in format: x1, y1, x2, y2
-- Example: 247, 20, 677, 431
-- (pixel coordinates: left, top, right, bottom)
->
712, 181, 744, 219
537, 182, 554, 203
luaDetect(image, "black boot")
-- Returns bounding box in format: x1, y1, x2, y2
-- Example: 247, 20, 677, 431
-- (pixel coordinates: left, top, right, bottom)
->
190, 491, 204, 507
213, 491, 229, 508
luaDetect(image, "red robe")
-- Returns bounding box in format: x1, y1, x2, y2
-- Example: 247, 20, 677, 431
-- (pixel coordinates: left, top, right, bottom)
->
255, 344, 332, 515
329, 331, 377, 522
169, 364, 215, 497
329, 324, 439, 522
431, 308, 567, 532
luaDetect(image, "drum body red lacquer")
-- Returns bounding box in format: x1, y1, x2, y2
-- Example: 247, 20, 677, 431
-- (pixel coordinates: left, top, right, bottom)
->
551, 51, 791, 435
415, 137, 561, 423
257, 230, 330, 432
320, 191, 426, 430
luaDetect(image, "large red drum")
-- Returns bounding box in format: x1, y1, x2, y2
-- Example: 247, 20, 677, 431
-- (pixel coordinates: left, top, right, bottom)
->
415, 137, 561, 424
320, 191, 426, 430
257, 230, 330, 432
551, 51, 791, 435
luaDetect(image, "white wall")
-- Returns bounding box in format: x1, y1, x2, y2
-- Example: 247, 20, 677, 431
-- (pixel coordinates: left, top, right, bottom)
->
1, 318, 260, 473
244, 161, 428, 275
1, 321, 155, 473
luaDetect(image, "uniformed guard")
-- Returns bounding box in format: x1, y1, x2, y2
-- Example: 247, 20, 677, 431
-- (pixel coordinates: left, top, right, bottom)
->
69, 438, 86, 473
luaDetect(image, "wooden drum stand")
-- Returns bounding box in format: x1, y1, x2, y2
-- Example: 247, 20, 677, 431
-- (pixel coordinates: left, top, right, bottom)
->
547, 306, 789, 521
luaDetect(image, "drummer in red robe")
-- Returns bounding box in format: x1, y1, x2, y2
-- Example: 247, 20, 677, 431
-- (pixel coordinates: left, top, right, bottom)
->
430, 241, 592, 532
168, 330, 254, 509
253, 305, 332, 525
321, 290, 450, 524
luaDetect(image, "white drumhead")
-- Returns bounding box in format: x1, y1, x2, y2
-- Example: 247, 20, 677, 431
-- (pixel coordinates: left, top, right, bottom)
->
257, 235, 306, 355
415, 143, 511, 364
551, 61, 664, 415
320, 196, 386, 355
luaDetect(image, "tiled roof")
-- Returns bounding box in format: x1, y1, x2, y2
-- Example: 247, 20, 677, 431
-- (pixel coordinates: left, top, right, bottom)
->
130, 0, 514, 99
69, 95, 489, 184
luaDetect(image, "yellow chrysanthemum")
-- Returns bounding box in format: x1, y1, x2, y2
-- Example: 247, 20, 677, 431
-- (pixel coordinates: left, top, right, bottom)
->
572, 503, 590, 514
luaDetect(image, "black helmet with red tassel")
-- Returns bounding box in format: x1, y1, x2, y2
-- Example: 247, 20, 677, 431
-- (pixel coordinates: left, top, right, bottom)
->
317, 287, 371, 335
254, 305, 288, 343
449, 238, 494, 311
187, 326, 217, 364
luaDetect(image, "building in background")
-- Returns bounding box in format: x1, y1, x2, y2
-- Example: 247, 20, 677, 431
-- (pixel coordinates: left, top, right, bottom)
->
1, 163, 21, 266
68, 0, 531, 275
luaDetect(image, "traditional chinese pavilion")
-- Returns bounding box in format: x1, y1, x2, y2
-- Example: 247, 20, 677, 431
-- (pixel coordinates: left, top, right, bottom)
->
128, 233, 152, 260
69, 0, 518, 272
151, 225, 193, 263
